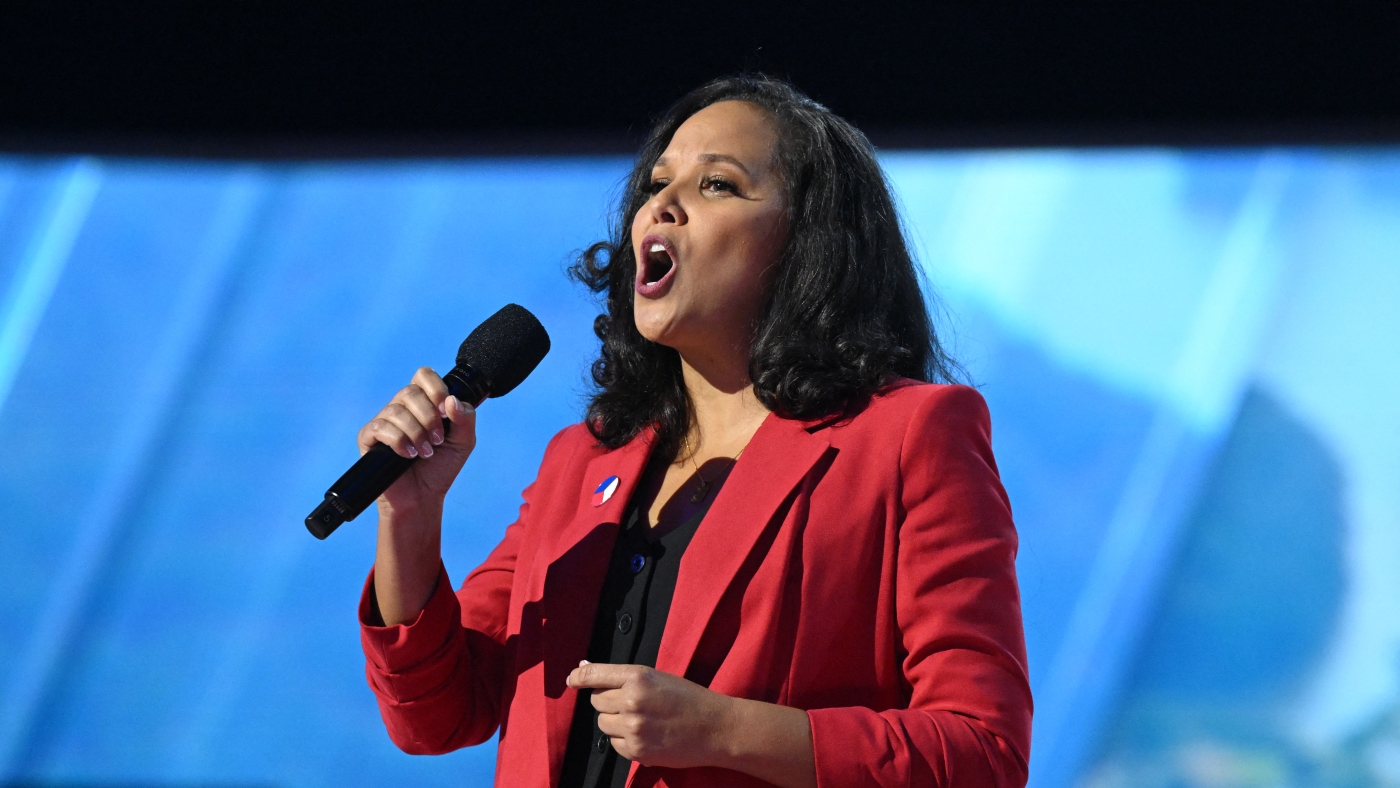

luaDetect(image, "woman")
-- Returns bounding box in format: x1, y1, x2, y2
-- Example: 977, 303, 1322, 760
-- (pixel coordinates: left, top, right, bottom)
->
357, 76, 1032, 788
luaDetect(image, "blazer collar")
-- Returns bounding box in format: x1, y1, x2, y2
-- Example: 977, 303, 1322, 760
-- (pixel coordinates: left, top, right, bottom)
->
541, 428, 657, 785
655, 412, 830, 679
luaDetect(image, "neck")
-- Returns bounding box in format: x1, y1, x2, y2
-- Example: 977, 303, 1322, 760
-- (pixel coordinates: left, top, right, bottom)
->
677, 349, 770, 460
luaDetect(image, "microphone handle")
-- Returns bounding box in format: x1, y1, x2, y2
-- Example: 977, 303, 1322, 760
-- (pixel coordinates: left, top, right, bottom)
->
305, 365, 489, 539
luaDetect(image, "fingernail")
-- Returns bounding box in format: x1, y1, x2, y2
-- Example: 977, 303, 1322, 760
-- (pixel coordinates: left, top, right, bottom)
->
579, 660, 590, 666
430, 429, 443, 445
421, 442, 434, 458
406, 444, 418, 458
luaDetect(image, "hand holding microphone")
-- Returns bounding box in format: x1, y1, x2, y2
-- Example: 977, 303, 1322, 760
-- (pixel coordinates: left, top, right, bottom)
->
306, 304, 551, 539
355, 366, 480, 524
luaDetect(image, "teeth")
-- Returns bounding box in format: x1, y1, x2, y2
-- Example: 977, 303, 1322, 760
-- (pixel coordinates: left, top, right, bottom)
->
649, 243, 666, 254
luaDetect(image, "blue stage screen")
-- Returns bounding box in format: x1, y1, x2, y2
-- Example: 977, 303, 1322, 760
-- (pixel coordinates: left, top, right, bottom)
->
1, 148, 1397, 788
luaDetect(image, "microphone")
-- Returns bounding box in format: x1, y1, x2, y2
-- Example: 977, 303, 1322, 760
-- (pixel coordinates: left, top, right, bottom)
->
305, 304, 551, 540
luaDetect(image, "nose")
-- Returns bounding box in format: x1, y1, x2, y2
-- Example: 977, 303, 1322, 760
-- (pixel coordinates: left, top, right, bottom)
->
641, 181, 687, 227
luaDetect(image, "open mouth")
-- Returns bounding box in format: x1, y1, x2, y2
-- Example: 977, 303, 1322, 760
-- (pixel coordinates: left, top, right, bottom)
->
635, 235, 677, 296
641, 241, 674, 285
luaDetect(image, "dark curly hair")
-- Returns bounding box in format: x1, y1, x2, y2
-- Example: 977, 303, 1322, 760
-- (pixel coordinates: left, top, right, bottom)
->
569, 74, 962, 461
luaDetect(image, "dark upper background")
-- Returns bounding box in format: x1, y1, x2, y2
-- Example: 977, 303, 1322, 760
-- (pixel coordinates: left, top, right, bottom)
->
2, 0, 1399, 157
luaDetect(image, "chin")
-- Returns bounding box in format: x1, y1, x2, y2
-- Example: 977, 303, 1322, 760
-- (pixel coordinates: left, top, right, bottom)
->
633, 309, 684, 348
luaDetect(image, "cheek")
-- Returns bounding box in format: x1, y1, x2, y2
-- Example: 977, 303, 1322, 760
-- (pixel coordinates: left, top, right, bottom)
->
728, 213, 787, 288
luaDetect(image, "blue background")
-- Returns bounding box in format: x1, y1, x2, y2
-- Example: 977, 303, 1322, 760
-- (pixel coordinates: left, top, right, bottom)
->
1, 149, 1397, 787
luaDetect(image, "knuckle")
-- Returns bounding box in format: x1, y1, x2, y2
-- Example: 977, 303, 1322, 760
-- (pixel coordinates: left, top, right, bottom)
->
413, 368, 443, 391
388, 405, 424, 431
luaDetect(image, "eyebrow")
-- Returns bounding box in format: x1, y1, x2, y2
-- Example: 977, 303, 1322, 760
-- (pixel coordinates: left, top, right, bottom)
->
653, 152, 753, 176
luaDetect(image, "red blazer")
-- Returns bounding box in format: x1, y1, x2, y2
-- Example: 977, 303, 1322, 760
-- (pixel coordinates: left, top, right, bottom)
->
360, 381, 1033, 787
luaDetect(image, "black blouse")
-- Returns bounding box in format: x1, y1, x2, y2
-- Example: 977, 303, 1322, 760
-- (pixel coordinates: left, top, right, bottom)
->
557, 486, 719, 788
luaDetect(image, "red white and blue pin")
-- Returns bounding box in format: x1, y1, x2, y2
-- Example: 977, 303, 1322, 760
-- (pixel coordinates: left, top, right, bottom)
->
592, 475, 620, 507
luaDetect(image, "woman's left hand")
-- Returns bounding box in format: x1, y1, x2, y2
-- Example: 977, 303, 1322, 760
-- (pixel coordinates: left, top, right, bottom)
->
566, 661, 733, 769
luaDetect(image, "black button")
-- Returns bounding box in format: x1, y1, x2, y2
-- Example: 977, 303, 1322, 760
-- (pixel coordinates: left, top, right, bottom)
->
618, 612, 633, 634
596, 734, 609, 753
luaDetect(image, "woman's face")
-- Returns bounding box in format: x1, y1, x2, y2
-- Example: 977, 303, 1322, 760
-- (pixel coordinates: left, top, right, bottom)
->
630, 100, 789, 365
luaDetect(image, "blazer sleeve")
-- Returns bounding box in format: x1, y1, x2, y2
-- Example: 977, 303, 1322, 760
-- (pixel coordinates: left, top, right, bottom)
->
357, 424, 568, 756
807, 385, 1034, 788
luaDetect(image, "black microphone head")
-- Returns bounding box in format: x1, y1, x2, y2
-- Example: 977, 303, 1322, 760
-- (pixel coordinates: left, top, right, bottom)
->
455, 304, 551, 398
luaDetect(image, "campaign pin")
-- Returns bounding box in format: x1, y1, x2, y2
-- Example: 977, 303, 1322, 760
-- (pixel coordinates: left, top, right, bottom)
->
592, 475, 620, 507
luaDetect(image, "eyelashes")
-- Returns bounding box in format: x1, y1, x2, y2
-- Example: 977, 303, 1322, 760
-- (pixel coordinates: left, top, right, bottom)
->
645, 175, 739, 196
702, 176, 738, 193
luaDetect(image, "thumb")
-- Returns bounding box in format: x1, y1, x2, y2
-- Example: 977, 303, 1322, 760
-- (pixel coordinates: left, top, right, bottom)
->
441, 395, 478, 451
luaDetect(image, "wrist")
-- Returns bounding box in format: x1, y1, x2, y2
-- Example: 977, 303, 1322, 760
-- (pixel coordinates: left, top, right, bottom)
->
378, 495, 443, 533
705, 693, 746, 770
700, 696, 817, 788
373, 498, 445, 626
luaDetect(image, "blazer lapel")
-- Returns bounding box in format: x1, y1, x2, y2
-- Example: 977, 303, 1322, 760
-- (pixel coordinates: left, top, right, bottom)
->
654, 414, 830, 681
541, 430, 655, 785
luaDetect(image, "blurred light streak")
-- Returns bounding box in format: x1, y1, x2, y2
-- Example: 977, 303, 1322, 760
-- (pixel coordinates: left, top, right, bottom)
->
1029, 154, 1292, 788
0, 159, 101, 417
0, 170, 267, 778
163, 176, 455, 779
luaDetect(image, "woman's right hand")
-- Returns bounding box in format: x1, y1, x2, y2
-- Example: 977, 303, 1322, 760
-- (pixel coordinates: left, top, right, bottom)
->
358, 366, 478, 518
365, 367, 476, 626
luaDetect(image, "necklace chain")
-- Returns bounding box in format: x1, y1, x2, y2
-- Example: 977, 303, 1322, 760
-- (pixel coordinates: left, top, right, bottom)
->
687, 441, 748, 503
